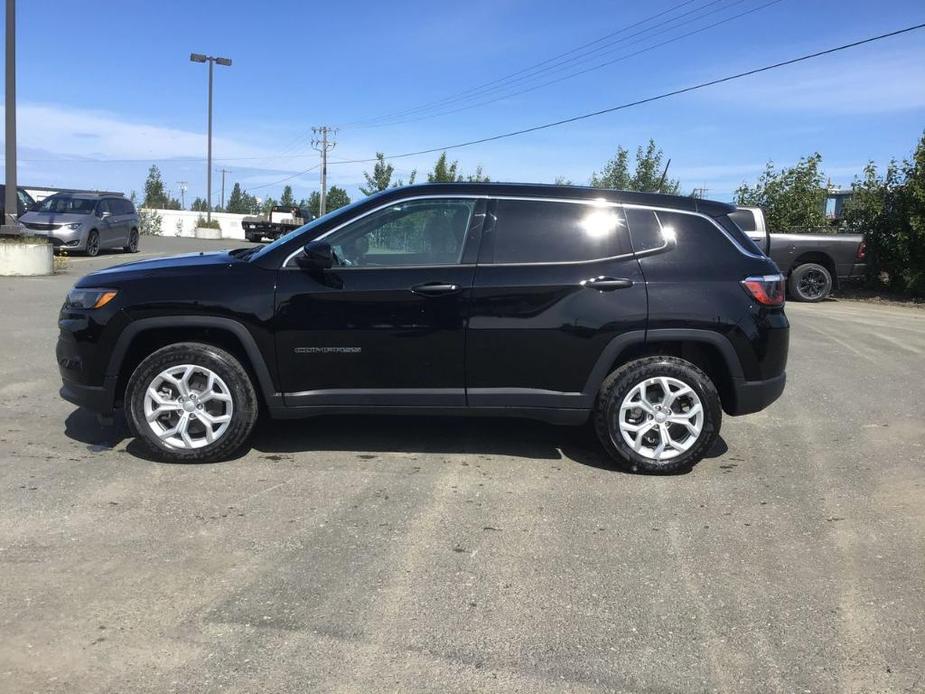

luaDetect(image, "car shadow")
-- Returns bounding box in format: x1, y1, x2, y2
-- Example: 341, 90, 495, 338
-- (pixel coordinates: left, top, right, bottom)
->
64, 407, 727, 475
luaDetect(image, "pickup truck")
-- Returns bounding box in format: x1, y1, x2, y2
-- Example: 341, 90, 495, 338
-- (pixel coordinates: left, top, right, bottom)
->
242, 205, 311, 243
730, 206, 866, 302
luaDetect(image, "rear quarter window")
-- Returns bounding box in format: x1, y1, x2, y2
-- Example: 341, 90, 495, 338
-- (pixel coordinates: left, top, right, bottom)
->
650, 211, 751, 272
488, 199, 631, 264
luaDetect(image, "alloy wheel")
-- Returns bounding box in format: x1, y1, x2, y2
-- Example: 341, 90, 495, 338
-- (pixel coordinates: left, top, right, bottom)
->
614, 376, 703, 462
143, 364, 234, 449
798, 268, 828, 300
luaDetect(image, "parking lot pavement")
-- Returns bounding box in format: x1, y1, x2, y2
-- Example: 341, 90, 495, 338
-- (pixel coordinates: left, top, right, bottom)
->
0, 236, 923, 692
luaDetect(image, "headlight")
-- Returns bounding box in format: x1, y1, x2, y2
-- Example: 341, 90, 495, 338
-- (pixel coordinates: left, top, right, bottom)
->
66, 222, 82, 230
66, 288, 119, 309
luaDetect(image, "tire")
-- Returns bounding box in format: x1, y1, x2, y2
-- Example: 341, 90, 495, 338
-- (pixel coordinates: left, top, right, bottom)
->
245, 234, 260, 243
124, 228, 139, 253
593, 356, 722, 474
788, 262, 832, 302
85, 229, 100, 257
125, 342, 259, 463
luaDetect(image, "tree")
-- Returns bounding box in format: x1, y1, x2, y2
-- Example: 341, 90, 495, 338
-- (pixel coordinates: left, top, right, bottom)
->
326, 186, 351, 212
554, 176, 574, 186
735, 153, 827, 231
590, 140, 680, 194
143, 164, 169, 208
844, 132, 925, 296
280, 185, 294, 207
306, 187, 352, 218
465, 165, 490, 183
190, 197, 209, 212
359, 152, 418, 195
225, 182, 251, 214
427, 152, 462, 183
260, 197, 277, 216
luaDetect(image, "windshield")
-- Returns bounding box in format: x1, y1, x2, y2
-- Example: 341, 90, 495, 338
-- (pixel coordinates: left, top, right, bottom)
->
247, 196, 374, 262
35, 195, 98, 215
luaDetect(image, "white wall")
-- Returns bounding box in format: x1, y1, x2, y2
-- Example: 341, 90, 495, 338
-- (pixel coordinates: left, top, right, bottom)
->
145, 209, 250, 240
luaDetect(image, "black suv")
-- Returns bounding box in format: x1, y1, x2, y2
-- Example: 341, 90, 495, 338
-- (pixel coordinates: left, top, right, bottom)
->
57, 183, 788, 473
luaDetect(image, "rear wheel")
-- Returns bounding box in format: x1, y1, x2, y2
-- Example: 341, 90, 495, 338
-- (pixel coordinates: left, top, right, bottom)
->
85, 230, 100, 257
125, 343, 258, 462
789, 262, 832, 302
593, 356, 722, 474
124, 228, 139, 253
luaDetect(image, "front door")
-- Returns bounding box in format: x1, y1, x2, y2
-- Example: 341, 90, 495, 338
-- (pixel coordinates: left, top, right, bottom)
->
466, 198, 648, 409
275, 197, 485, 407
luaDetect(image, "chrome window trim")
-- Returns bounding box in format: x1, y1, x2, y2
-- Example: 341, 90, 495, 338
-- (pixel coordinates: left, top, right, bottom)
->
281, 193, 759, 267
280, 194, 626, 268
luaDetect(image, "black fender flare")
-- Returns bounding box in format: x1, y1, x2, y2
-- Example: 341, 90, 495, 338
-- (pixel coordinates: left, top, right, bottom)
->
581, 328, 744, 399
106, 315, 280, 407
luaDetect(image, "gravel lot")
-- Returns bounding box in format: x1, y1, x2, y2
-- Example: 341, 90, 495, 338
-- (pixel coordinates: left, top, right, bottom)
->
1, 236, 923, 693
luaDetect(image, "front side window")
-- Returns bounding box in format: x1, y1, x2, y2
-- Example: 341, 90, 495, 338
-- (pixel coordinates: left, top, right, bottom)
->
327, 198, 476, 267
488, 199, 630, 264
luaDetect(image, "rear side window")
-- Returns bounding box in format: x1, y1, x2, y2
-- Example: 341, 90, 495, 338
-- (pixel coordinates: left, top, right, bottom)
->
488, 199, 630, 263
623, 208, 666, 252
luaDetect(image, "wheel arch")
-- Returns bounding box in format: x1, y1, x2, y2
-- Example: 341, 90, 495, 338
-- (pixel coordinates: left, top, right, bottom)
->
583, 329, 743, 412
108, 316, 279, 410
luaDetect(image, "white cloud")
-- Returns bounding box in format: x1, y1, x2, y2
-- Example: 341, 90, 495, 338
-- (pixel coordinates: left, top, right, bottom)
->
16, 102, 270, 161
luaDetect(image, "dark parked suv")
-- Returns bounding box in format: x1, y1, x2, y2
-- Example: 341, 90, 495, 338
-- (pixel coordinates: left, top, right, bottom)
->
57, 183, 789, 472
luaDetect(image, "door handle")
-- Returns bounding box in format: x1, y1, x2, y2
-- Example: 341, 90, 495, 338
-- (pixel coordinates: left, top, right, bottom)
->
581, 276, 634, 291
410, 282, 461, 297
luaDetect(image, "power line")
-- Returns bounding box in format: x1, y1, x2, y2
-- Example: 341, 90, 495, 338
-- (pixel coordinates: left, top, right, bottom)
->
355, 0, 783, 130
246, 163, 321, 191
327, 23, 925, 166
342, 0, 712, 127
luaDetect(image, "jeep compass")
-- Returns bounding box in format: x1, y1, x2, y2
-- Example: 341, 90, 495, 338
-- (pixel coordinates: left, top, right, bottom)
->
57, 183, 788, 473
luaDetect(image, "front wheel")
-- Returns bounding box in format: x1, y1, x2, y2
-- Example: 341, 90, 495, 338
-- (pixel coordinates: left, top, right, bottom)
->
85, 230, 100, 257
788, 262, 832, 302
125, 343, 259, 462
593, 356, 722, 474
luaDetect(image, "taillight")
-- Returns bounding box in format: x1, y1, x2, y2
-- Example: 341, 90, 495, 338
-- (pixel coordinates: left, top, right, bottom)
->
856, 241, 866, 260
741, 274, 785, 306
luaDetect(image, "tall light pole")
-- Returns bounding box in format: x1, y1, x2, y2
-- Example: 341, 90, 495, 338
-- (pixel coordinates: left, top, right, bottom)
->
190, 53, 231, 223
2, 0, 18, 233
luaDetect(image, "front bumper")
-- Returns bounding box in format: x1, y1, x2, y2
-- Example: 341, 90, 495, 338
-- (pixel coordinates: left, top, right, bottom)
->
25, 226, 86, 250
726, 372, 786, 416
60, 378, 118, 416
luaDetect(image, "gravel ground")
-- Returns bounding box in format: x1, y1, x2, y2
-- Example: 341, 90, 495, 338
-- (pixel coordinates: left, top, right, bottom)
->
1, 237, 923, 693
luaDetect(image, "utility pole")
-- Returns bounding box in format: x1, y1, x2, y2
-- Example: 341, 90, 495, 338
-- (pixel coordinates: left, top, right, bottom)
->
2, 0, 18, 233
190, 53, 232, 222
215, 168, 230, 210
311, 126, 337, 216
176, 181, 189, 209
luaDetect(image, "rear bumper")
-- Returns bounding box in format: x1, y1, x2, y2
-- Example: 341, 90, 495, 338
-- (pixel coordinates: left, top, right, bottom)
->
726, 372, 786, 416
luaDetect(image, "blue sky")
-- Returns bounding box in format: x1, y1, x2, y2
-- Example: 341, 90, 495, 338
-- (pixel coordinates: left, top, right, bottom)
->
7, 0, 925, 205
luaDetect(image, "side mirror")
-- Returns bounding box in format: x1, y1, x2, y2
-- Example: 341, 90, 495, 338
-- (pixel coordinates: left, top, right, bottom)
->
296, 240, 333, 270
99, 210, 112, 219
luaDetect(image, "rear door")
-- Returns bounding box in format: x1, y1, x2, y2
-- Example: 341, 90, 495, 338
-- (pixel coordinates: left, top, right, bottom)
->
466, 197, 647, 409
